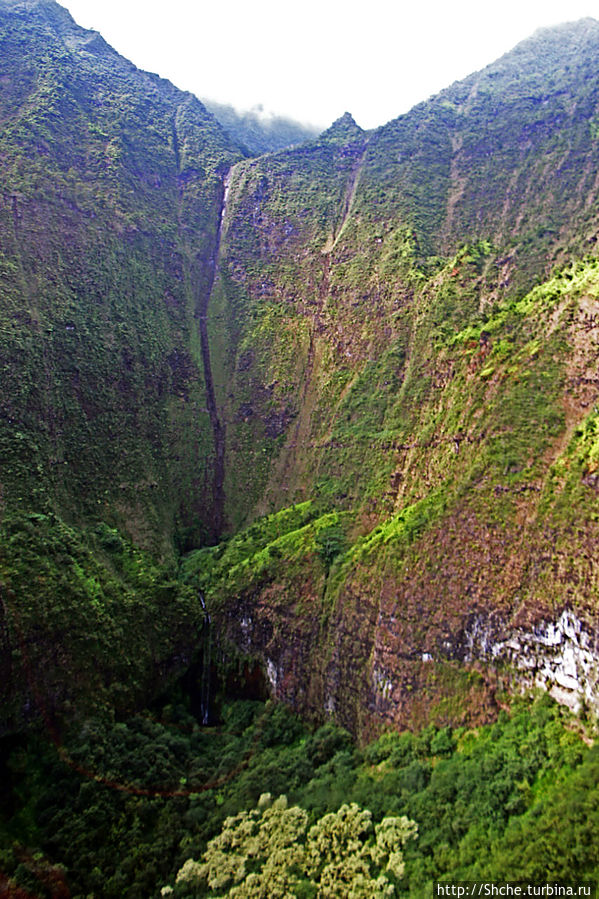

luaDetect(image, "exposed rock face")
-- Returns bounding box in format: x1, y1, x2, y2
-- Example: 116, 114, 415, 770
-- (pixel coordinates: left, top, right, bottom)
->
464, 609, 599, 714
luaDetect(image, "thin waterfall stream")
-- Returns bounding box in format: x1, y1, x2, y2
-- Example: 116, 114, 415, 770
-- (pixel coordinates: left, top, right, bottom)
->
198, 591, 212, 725
196, 167, 233, 536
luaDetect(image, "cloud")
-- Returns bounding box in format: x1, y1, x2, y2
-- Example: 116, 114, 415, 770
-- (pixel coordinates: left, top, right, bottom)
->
61, 0, 599, 129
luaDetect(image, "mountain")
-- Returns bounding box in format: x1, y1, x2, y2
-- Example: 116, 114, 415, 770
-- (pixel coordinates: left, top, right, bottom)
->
201, 99, 321, 155
197, 17, 599, 736
4, 3, 599, 895
1, 0, 599, 743
0, 0, 243, 729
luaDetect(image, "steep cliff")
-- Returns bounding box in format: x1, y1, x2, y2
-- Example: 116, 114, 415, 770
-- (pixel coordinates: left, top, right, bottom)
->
187, 18, 599, 736
4, 8, 599, 896
0, 0, 242, 729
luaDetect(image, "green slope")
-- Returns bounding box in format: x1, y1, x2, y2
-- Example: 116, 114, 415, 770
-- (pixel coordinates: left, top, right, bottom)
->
0, 0, 242, 729
197, 20, 599, 734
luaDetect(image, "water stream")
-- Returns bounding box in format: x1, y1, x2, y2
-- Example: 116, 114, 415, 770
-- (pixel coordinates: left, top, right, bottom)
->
196, 168, 233, 536
198, 591, 212, 725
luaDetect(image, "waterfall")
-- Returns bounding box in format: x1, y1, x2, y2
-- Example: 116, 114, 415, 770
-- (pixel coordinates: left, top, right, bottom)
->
196, 168, 232, 537
198, 591, 211, 726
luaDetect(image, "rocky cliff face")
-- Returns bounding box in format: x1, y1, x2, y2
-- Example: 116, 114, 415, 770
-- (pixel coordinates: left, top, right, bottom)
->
2, 3, 599, 736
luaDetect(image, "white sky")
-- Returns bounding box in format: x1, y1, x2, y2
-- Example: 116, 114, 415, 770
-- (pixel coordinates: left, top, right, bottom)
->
60, 0, 599, 130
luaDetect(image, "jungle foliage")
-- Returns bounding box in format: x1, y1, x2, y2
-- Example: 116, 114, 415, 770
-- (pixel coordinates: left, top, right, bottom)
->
0, 696, 596, 897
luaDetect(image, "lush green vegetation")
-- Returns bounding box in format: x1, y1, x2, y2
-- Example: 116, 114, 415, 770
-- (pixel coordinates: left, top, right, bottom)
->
0, 511, 202, 730
181, 501, 353, 605
0, 0, 241, 558
0, 695, 596, 897
172, 796, 417, 897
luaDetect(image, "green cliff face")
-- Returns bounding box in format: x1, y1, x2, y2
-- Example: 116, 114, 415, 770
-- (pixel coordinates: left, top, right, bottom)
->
0, 0, 242, 729
217, 19, 599, 525
5, 6, 599, 896
2, 2, 599, 739
193, 19, 599, 735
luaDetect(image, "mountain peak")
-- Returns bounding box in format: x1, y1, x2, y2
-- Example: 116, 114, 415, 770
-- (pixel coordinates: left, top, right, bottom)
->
491, 15, 599, 73
321, 112, 363, 143
0, 0, 111, 54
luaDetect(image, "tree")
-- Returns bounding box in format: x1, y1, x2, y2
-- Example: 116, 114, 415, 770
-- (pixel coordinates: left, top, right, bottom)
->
168, 794, 417, 897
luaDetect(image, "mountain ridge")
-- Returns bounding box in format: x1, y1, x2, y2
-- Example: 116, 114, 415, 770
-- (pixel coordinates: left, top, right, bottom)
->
201, 98, 321, 155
